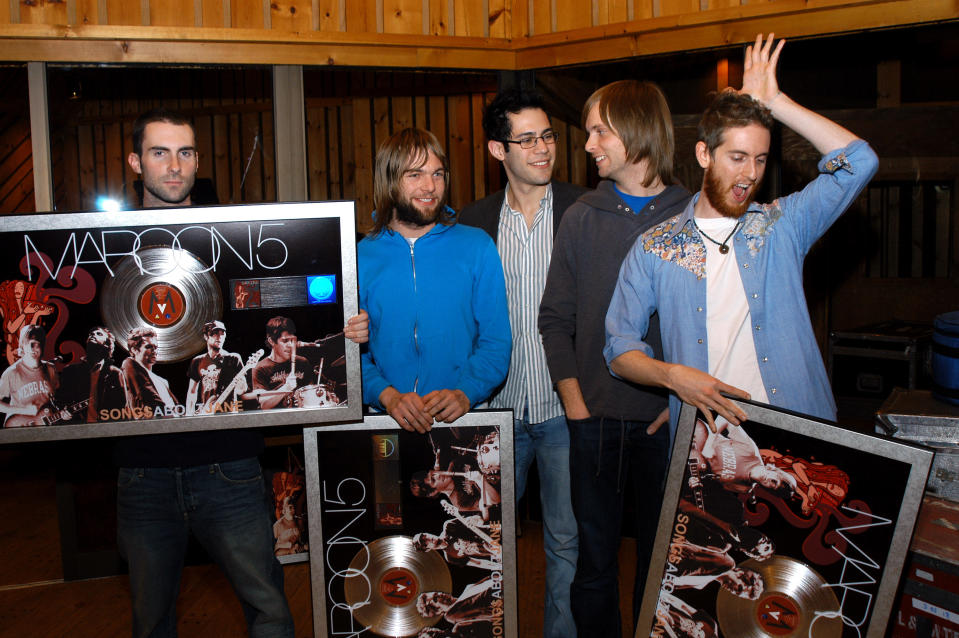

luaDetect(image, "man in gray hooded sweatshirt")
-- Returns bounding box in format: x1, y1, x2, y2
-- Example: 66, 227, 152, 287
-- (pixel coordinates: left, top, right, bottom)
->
539, 80, 691, 638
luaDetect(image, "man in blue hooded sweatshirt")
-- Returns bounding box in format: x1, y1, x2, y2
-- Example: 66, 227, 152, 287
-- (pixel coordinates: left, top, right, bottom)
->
358, 128, 511, 432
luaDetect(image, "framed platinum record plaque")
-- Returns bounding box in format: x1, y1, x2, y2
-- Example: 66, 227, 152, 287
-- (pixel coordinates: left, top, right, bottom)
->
637, 399, 934, 638
305, 411, 518, 638
0, 202, 361, 443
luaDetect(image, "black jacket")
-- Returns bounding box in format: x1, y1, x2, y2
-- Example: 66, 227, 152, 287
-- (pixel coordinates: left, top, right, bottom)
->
458, 181, 588, 242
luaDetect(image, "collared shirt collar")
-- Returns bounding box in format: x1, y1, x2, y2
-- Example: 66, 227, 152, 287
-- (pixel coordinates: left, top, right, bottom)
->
665, 192, 767, 240
501, 182, 551, 228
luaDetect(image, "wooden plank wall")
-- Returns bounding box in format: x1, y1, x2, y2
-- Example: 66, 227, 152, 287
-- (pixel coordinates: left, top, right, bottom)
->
8, 0, 513, 33
39, 66, 591, 225
48, 67, 275, 212
0, 67, 34, 213
303, 68, 588, 232
2, 0, 814, 34
7, 0, 934, 37
2, 0, 953, 74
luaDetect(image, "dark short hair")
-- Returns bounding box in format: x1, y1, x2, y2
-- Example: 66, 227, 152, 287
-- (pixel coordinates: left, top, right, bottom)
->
482, 88, 548, 148
582, 80, 676, 187
697, 91, 774, 155
18, 324, 46, 350
371, 128, 452, 236
127, 327, 157, 352
265, 316, 295, 344
87, 326, 116, 352
132, 108, 194, 156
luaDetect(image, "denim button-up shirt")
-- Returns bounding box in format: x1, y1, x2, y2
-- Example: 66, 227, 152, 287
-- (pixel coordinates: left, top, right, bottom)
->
604, 140, 879, 440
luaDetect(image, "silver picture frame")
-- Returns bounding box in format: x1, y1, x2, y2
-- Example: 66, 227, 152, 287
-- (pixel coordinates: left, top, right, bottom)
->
0, 201, 361, 442
637, 398, 933, 638
305, 410, 518, 638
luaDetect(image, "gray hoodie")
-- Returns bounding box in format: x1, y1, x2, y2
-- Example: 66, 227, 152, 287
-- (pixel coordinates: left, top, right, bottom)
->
539, 180, 691, 421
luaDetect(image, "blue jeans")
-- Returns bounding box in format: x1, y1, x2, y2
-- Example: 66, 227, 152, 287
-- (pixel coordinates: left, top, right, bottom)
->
567, 416, 669, 638
116, 458, 294, 638
514, 413, 578, 638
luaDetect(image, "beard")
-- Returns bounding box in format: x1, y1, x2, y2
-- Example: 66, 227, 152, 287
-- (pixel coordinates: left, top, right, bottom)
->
702, 165, 757, 219
393, 193, 446, 228
85, 341, 112, 364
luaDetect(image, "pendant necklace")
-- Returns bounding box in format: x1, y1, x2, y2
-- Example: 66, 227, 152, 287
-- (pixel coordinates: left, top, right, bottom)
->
693, 218, 741, 255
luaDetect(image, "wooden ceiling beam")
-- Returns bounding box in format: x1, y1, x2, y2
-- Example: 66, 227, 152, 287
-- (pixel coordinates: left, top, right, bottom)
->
0, 31, 513, 69
0, 0, 954, 69
513, 0, 959, 69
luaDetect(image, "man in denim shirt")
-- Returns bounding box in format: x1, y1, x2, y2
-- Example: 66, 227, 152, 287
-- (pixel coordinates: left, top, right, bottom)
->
604, 34, 878, 437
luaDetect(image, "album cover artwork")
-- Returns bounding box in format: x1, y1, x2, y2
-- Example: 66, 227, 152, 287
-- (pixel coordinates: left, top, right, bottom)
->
263, 440, 310, 564
305, 412, 518, 638
637, 399, 933, 638
0, 202, 361, 443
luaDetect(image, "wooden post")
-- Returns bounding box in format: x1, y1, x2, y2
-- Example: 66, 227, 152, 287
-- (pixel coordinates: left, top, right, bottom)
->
877, 59, 901, 108
273, 65, 308, 201
716, 57, 728, 91
28, 62, 54, 212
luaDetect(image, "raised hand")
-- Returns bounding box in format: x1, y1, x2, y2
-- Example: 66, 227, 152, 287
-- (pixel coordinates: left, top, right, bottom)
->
741, 33, 785, 106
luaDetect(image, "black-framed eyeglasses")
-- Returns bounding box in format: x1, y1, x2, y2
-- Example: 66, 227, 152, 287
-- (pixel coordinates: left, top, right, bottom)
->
502, 131, 559, 149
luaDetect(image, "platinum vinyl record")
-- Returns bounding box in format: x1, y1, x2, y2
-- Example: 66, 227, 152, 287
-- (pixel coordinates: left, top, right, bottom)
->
716, 556, 842, 638
344, 535, 453, 637
101, 246, 222, 363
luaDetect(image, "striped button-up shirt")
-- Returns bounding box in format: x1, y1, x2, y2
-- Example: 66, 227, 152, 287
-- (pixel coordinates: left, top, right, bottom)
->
490, 184, 564, 423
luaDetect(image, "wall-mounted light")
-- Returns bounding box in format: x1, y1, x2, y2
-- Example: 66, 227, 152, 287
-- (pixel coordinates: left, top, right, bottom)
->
95, 196, 121, 212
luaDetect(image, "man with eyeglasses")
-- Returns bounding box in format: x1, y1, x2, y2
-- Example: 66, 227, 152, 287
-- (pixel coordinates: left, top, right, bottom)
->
539, 81, 691, 637
459, 88, 584, 638
358, 127, 510, 433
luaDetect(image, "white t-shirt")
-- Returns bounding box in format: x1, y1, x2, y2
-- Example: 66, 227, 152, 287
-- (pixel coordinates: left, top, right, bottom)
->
696, 215, 768, 404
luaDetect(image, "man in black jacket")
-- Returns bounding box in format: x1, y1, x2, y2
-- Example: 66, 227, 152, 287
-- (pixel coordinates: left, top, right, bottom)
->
117, 108, 296, 638
538, 81, 691, 638
459, 87, 583, 638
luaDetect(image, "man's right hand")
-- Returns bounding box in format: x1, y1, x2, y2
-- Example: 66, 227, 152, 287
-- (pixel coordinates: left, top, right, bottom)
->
664, 363, 750, 431
556, 378, 590, 420
345, 310, 369, 344
380, 387, 434, 433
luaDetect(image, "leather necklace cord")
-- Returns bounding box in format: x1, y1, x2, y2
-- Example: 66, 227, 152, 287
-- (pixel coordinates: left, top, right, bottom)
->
693, 218, 741, 255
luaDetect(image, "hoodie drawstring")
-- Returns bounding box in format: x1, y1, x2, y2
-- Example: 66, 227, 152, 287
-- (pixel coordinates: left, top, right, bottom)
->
595, 416, 604, 478
594, 416, 628, 494
616, 417, 626, 493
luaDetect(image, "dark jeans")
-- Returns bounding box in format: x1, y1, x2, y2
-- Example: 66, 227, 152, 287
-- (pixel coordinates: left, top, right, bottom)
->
567, 416, 669, 638
117, 458, 294, 638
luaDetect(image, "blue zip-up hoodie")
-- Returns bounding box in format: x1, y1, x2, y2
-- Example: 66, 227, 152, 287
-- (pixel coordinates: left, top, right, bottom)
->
358, 220, 511, 410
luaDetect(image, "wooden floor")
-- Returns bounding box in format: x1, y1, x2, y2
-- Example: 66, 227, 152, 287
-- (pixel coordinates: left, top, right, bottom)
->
0, 447, 639, 637
0, 522, 638, 638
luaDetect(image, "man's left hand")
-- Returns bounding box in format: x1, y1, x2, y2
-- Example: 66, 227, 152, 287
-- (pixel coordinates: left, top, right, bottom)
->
423, 389, 470, 423
646, 406, 670, 435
